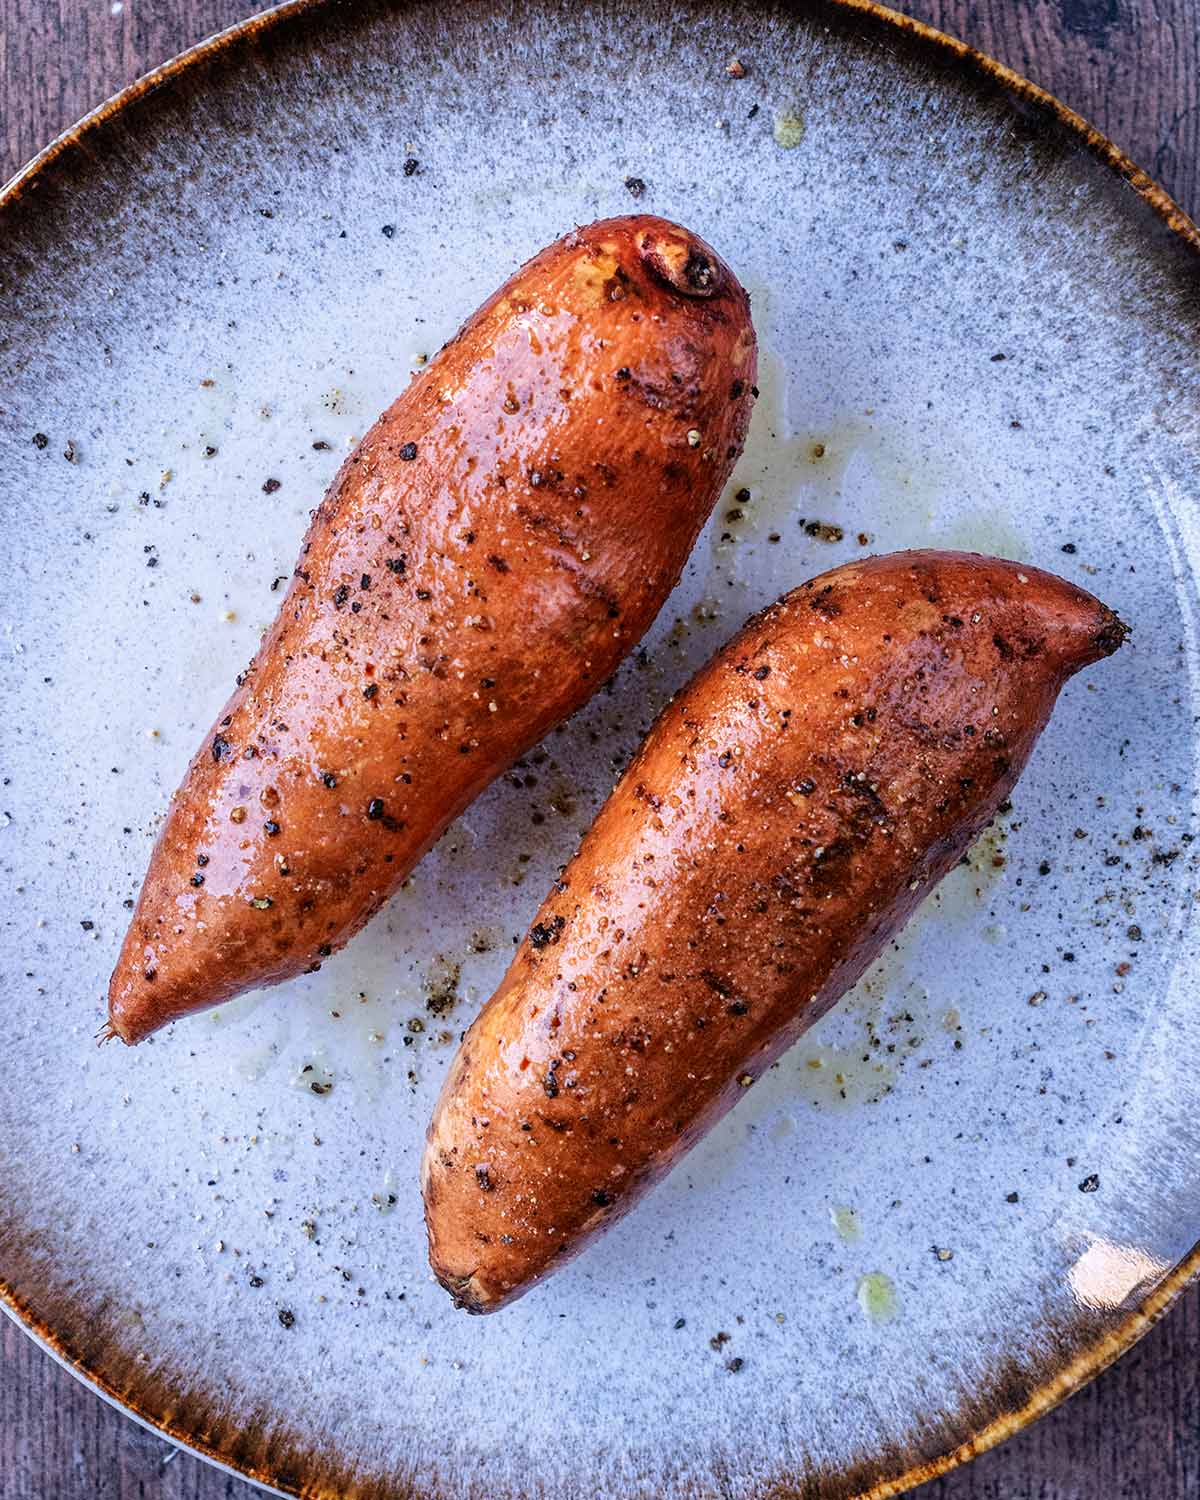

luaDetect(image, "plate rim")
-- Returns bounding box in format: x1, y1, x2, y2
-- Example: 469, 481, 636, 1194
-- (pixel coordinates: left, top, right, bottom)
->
2, 2, 1198, 1496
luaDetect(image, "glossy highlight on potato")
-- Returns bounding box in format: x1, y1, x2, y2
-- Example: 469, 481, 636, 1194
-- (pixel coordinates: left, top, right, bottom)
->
422, 550, 1127, 1312
107, 215, 756, 1044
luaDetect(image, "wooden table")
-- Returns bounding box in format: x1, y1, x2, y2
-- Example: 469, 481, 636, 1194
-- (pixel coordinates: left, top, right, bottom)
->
2, 3, 1197, 1496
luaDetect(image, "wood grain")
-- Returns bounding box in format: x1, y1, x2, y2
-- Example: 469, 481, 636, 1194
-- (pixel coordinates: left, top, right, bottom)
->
1, 2, 1196, 1497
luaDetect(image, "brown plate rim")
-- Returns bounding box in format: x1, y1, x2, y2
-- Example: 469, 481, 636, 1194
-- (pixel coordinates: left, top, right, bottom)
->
2, 1, 1198, 1496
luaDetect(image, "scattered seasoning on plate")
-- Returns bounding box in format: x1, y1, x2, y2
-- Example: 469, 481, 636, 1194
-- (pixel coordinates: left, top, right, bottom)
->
1079, 1174, 1100, 1193
624, 176, 647, 199
277, 1308, 295, 1328
403, 157, 419, 176
803, 519, 844, 542
262, 477, 281, 494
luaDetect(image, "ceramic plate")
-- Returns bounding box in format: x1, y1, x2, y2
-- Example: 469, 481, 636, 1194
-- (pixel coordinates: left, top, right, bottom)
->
2, 2, 1199, 1496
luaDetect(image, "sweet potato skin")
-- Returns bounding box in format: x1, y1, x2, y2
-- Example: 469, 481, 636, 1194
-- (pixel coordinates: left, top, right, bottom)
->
422, 551, 1127, 1311
108, 216, 756, 1043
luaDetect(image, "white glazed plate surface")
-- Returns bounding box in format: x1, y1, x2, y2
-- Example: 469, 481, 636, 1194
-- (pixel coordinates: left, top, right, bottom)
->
2, 2, 1199, 1496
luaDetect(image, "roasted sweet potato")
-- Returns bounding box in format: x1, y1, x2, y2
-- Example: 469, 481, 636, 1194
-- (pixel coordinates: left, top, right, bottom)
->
108, 216, 756, 1043
422, 551, 1126, 1311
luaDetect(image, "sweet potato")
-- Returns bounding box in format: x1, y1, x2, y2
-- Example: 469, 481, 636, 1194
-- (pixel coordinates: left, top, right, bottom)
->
422, 550, 1126, 1310
107, 215, 756, 1043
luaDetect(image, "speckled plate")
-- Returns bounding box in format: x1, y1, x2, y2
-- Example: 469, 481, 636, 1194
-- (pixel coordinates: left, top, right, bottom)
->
2, 1, 1199, 1496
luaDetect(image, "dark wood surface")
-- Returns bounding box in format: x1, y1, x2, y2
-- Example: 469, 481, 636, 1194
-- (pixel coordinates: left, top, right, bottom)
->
1, 3, 1196, 1497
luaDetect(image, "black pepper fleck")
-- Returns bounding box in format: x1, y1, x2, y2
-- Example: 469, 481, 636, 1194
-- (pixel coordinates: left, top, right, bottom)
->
529, 915, 565, 950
